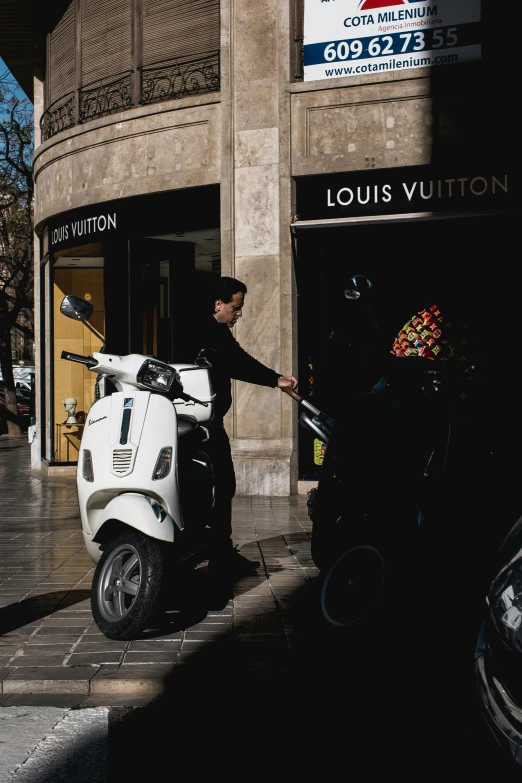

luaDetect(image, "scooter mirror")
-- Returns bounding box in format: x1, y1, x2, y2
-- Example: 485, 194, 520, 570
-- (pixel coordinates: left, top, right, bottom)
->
60, 295, 106, 348
60, 295, 94, 323
344, 275, 373, 300
195, 347, 217, 368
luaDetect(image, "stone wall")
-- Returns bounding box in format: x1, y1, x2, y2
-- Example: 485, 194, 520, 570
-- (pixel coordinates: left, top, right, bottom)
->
34, 96, 222, 229
291, 69, 435, 177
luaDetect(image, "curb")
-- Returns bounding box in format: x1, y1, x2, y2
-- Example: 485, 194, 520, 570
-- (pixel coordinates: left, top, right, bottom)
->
1, 666, 173, 697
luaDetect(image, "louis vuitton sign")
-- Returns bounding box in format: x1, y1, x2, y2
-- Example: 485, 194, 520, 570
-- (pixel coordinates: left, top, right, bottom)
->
295, 165, 519, 221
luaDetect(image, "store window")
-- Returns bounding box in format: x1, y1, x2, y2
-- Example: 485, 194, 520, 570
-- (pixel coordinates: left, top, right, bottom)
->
52, 247, 105, 464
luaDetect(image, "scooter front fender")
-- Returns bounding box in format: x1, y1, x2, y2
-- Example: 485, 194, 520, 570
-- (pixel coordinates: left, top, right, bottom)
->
94, 493, 176, 544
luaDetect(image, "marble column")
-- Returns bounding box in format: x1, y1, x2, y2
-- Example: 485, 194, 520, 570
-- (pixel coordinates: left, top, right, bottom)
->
222, 0, 297, 495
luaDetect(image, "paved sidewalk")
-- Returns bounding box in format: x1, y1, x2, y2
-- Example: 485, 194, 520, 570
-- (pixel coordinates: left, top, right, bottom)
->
0, 436, 320, 706
2, 438, 518, 777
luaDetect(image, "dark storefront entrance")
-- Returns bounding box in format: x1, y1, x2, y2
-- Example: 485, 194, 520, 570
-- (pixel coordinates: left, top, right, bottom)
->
48, 185, 220, 360
43, 185, 220, 466
293, 210, 520, 480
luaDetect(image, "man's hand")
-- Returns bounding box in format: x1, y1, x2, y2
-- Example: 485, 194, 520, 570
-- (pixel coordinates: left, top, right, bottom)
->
277, 376, 298, 390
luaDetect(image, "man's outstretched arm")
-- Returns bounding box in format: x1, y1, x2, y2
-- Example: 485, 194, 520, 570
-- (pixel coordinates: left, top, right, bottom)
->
277, 375, 298, 390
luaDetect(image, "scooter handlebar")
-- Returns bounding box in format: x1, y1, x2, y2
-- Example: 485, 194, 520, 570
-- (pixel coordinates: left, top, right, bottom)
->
280, 385, 334, 442
281, 385, 303, 403
61, 350, 98, 368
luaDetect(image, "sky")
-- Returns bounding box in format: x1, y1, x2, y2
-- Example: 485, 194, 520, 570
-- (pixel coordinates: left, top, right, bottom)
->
0, 56, 27, 100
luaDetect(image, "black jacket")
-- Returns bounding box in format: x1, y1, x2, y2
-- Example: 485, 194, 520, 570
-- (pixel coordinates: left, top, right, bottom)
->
184, 316, 280, 418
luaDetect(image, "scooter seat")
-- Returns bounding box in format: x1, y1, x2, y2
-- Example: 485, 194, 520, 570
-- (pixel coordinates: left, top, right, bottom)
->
177, 414, 199, 438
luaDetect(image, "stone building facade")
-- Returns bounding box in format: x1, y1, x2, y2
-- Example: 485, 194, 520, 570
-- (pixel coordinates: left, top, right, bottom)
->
1, 0, 518, 493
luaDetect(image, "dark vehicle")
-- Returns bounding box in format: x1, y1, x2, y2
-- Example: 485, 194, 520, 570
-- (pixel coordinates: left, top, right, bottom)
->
289, 271, 522, 770
0, 384, 32, 433
290, 276, 521, 637
475, 515, 522, 770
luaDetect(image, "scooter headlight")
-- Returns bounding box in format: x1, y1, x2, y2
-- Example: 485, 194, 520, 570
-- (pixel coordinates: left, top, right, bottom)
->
137, 360, 181, 395
152, 447, 173, 480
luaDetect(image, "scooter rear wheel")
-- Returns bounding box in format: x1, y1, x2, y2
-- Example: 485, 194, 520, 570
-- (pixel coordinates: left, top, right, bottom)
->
320, 545, 385, 627
92, 530, 165, 641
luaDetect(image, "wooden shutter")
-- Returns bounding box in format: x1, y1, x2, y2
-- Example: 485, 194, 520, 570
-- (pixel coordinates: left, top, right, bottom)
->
81, 0, 132, 86
295, 0, 304, 80
142, 0, 220, 67
49, 1, 76, 105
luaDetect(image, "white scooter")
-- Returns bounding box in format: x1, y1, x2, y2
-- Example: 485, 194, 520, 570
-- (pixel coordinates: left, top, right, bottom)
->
59, 295, 216, 640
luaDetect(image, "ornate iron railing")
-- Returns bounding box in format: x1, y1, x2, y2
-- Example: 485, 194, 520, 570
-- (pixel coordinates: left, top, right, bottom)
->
140, 50, 220, 104
40, 93, 76, 142
79, 70, 134, 123
40, 51, 221, 142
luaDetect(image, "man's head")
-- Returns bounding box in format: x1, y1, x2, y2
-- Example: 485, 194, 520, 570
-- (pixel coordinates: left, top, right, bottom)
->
213, 277, 247, 328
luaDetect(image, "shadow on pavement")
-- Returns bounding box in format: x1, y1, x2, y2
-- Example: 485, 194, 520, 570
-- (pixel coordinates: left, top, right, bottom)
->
136, 566, 247, 638
1, 533, 519, 778
0, 575, 519, 780
106, 570, 520, 779
0, 590, 91, 635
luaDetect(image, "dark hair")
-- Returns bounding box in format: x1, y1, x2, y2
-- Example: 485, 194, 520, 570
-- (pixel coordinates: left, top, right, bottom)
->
212, 276, 247, 309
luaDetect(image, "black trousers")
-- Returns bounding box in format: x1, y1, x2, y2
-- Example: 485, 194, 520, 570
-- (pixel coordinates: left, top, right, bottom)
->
203, 417, 236, 555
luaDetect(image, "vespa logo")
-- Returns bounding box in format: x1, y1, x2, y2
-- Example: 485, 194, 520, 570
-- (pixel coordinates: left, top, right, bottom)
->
88, 415, 108, 426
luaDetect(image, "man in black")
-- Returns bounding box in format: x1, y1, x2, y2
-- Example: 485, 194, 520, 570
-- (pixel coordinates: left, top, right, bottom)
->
188, 276, 298, 578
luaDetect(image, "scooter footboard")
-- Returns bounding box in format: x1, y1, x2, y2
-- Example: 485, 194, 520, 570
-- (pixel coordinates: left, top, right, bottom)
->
93, 493, 176, 544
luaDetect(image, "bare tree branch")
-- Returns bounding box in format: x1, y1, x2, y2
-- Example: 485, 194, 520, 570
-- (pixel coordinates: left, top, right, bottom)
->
0, 70, 34, 436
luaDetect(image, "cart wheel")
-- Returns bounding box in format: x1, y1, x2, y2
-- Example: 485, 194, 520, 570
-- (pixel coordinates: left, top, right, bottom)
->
320, 545, 385, 627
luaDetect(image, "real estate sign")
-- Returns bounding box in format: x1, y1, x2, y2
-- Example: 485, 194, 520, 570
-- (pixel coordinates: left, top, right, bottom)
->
303, 0, 481, 82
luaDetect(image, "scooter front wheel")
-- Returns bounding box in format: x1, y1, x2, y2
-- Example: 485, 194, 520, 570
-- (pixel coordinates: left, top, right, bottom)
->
91, 531, 165, 641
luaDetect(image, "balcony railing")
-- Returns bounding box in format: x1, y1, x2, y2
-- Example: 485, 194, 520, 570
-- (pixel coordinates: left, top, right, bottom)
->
40, 92, 76, 142
40, 50, 220, 142
79, 70, 134, 123
140, 50, 220, 104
